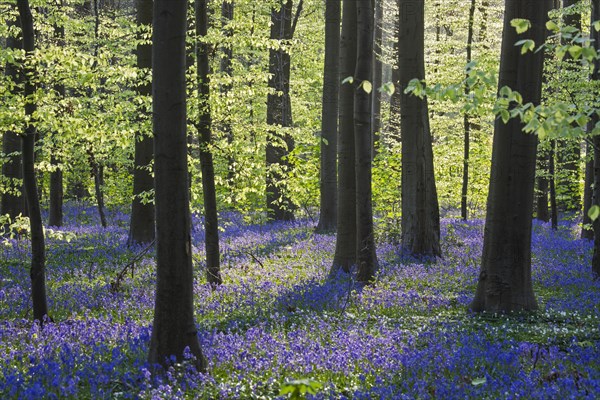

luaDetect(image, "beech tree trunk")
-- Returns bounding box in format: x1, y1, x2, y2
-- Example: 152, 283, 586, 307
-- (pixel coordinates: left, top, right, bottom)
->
536, 149, 550, 222
471, 0, 551, 313
148, 0, 206, 371
316, 0, 340, 233
371, 0, 383, 159
331, 0, 357, 274
266, 0, 301, 221
1, 14, 26, 225
556, 0, 581, 213
591, 0, 600, 277
196, 0, 222, 286
128, 0, 155, 246
398, 0, 441, 257
582, 145, 593, 239
462, 0, 476, 221
355, 0, 378, 282
550, 140, 558, 230
220, 0, 235, 188
49, 17, 65, 228
17, 0, 49, 323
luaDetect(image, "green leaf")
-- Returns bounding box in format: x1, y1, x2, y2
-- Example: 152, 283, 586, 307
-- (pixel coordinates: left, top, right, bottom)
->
594, 20, 600, 32
516, 39, 535, 54
546, 20, 559, 32
511, 18, 531, 34
588, 205, 600, 221
568, 45, 583, 59
361, 80, 372, 94
379, 82, 395, 95
341, 76, 354, 84
500, 109, 510, 123
472, 377, 487, 387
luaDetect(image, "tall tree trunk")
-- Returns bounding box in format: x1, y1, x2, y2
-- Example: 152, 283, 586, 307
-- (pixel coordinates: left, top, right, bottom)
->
89, 152, 107, 228
266, 0, 302, 221
220, 0, 235, 188
398, 0, 441, 257
550, 140, 558, 230
17, 0, 49, 323
536, 148, 550, 222
331, 0, 357, 274
149, 0, 206, 371
196, 0, 222, 286
582, 144, 593, 239
49, 14, 65, 228
371, 0, 383, 159
471, 0, 551, 313
590, 0, 600, 277
556, 0, 581, 213
316, 0, 340, 233
1, 14, 26, 225
461, 0, 476, 221
128, 0, 155, 246
355, 0, 378, 282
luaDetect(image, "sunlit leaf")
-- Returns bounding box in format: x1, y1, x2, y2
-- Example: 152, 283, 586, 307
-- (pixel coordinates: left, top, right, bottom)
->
511, 18, 531, 34
588, 205, 600, 221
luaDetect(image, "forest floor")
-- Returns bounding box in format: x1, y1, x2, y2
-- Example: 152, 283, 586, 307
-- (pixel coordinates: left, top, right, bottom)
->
0, 204, 599, 399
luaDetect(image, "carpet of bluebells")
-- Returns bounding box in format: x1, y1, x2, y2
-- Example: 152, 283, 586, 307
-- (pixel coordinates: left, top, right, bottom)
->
0, 204, 599, 399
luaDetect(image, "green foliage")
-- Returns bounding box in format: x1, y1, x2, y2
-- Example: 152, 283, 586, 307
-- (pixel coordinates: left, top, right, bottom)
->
510, 18, 531, 34
279, 379, 324, 399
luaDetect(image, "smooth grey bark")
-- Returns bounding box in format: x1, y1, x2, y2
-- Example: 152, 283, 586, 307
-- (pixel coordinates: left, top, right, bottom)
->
461, 0, 476, 221
471, 0, 551, 313
91, 0, 107, 229
398, 0, 441, 257
536, 149, 550, 222
556, 0, 582, 213
316, 0, 340, 233
355, 0, 378, 282
1, 15, 26, 224
582, 142, 593, 239
148, 0, 206, 371
220, 0, 235, 187
371, 0, 383, 159
128, 0, 155, 246
591, 0, 600, 277
266, 0, 302, 221
196, 0, 222, 286
17, 0, 49, 323
331, 0, 357, 274
549, 141, 558, 230
49, 15, 65, 228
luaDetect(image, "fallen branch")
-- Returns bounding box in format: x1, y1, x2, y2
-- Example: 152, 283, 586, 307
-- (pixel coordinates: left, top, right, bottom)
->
110, 239, 155, 293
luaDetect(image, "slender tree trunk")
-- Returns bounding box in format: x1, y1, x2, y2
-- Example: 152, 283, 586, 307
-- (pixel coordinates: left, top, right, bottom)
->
196, 0, 222, 286
220, 0, 235, 188
17, 0, 49, 323
355, 0, 378, 282
461, 0, 476, 221
590, 0, 600, 277
471, 0, 551, 313
1, 14, 26, 225
149, 0, 206, 371
316, 0, 340, 233
49, 16, 65, 228
89, 152, 107, 228
371, 0, 383, 159
536, 149, 550, 222
128, 0, 155, 246
556, 0, 581, 213
398, 0, 441, 257
331, 0, 357, 274
550, 140, 558, 230
583, 142, 595, 239
266, 0, 302, 221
